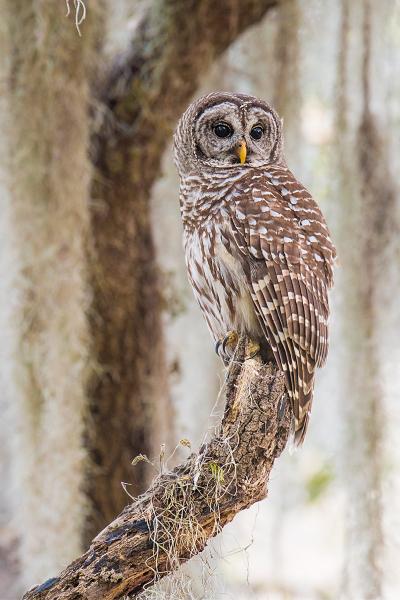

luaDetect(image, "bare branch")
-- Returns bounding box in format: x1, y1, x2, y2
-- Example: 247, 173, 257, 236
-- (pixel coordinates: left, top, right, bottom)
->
23, 342, 290, 599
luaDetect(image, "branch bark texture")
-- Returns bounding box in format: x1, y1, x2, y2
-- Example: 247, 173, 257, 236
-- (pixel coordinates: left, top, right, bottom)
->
85, 0, 278, 541
24, 343, 290, 600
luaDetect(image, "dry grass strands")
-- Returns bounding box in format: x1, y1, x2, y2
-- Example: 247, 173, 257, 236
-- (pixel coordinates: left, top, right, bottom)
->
65, 0, 87, 36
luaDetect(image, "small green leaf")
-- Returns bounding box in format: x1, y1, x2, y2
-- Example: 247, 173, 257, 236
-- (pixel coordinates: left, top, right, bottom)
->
306, 464, 333, 503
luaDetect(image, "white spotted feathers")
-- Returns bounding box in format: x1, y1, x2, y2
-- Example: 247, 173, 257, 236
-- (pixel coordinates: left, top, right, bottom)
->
174, 92, 336, 445
230, 165, 335, 443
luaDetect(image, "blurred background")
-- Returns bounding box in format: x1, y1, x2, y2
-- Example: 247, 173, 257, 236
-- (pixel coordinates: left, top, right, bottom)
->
0, 1, 399, 598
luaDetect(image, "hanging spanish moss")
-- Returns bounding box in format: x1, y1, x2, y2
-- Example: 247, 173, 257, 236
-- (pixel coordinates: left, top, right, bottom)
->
0, 1, 104, 587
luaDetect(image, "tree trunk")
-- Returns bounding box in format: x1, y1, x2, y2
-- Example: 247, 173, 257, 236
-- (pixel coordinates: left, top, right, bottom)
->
336, 1, 398, 596
273, 0, 301, 163
84, 0, 278, 542
0, 1, 103, 587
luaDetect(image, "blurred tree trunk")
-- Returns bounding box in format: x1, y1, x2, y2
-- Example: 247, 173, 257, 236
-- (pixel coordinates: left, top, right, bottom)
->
1, 0, 279, 588
1, 1, 104, 587
273, 0, 301, 163
336, 0, 398, 596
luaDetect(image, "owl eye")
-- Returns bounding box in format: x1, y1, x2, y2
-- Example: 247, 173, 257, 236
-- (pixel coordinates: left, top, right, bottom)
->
213, 122, 233, 138
250, 126, 264, 140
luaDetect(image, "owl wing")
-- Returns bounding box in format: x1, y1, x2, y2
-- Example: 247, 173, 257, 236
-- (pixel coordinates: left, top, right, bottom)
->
229, 165, 336, 444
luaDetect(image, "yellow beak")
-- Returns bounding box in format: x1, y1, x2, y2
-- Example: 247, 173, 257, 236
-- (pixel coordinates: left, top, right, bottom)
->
236, 140, 247, 164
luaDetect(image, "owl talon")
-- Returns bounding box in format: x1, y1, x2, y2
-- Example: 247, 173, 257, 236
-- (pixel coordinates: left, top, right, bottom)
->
222, 330, 238, 353
216, 330, 239, 362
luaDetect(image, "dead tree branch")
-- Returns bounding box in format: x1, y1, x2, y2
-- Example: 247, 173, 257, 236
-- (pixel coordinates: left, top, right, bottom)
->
24, 341, 290, 599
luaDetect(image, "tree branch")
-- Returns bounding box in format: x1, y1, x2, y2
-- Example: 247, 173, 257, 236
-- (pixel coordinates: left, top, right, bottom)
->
23, 341, 290, 599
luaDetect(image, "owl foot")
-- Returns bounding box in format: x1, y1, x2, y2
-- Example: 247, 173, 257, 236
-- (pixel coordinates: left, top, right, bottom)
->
245, 340, 260, 360
215, 330, 239, 363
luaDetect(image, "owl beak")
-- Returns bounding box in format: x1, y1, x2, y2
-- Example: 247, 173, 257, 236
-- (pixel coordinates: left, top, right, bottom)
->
235, 140, 247, 164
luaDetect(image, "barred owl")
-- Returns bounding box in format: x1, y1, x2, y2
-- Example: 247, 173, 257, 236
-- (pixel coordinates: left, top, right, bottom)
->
174, 92, 336, 444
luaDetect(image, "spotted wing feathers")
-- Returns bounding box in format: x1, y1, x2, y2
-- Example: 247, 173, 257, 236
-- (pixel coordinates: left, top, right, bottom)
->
230, 166, 336, 444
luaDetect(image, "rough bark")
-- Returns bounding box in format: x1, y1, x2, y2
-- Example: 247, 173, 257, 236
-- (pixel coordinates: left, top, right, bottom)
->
85, 0, 278, 542
23, 342, 290, 600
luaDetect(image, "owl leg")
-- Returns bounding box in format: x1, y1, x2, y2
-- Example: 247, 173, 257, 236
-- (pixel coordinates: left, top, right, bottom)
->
215, 330, 239, 363
215, 331, 261, 363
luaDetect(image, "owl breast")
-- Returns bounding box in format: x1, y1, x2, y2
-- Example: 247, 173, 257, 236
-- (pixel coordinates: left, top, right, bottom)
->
184, 221, 261, 343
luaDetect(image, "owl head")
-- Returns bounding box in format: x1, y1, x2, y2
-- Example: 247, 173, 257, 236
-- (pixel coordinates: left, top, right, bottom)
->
174, 92, 285, 176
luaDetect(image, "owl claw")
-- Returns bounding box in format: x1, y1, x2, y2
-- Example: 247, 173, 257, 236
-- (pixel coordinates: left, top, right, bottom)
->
215, 330, 239, 362
222, 330, 238, 353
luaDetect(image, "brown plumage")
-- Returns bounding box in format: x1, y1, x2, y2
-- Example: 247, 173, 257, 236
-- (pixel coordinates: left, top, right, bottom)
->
174, 92, 336, 444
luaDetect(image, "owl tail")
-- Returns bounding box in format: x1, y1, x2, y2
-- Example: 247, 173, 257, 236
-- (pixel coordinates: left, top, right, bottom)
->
293, 370, 315, 446
294, 410, 311, 446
